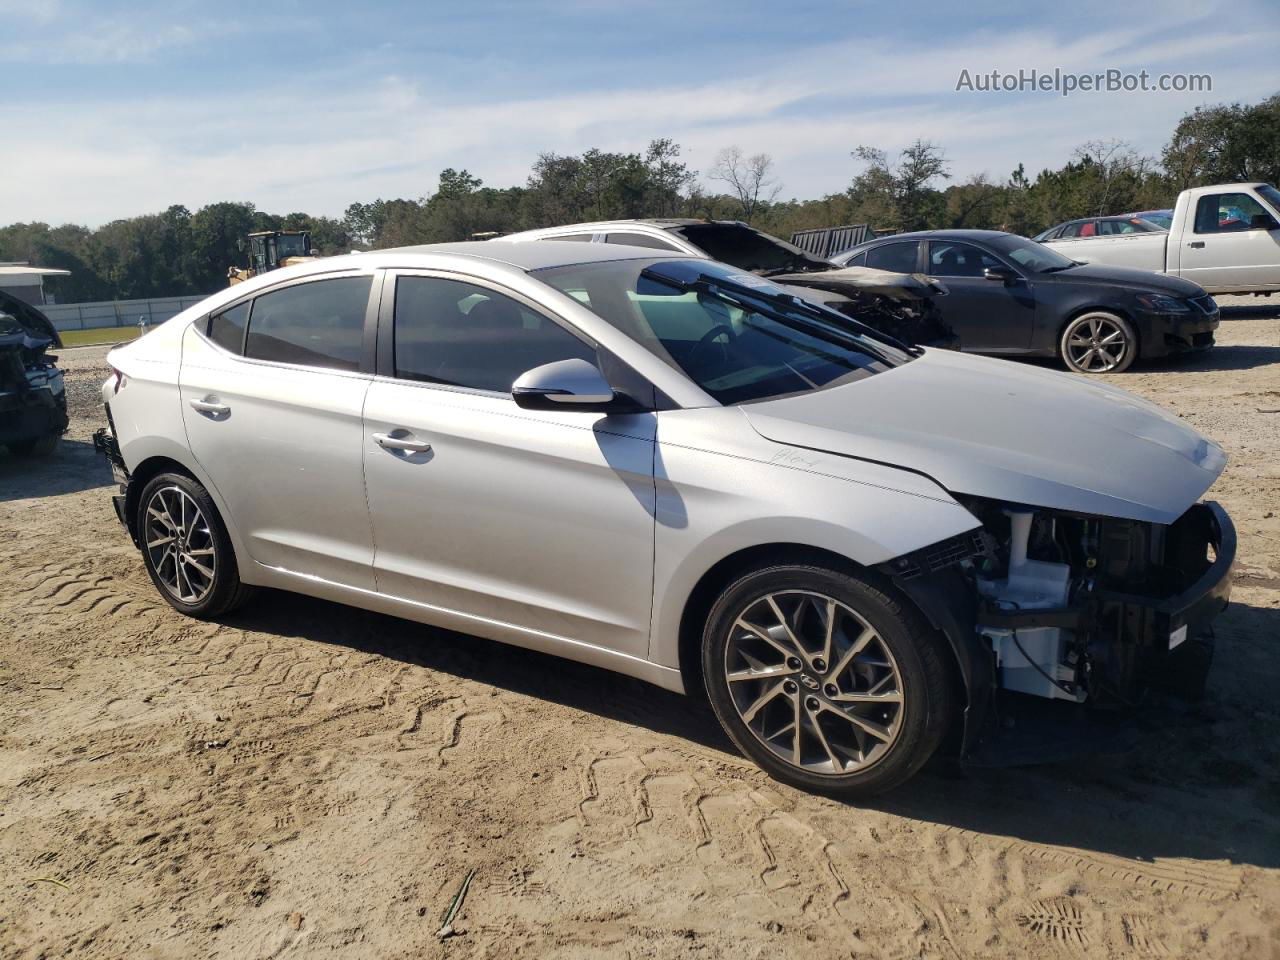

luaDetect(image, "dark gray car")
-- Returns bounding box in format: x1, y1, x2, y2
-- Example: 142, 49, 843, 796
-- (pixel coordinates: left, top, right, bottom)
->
833, 230, 1219, 373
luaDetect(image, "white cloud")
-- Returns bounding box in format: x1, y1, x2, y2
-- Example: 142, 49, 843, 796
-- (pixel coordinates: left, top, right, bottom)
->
2, 13, 1276, 225
0, 2, 233, 64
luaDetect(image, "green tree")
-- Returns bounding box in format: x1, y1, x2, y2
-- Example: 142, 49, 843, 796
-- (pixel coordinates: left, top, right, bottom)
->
1163, 93, 1280, 189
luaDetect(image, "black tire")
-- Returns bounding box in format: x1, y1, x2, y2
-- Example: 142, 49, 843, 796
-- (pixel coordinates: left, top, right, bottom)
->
1059, 311, 1137, 374
136, 471, 253, 618
702, 564, 955, 798
8, 434, 59, 457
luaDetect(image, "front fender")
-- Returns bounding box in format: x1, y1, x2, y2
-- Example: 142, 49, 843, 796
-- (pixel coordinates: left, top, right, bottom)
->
647, 409, 980, 671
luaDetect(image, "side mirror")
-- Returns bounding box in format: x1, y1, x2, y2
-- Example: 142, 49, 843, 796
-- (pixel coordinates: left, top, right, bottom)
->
983, 266, 1018, 283
512, 358, 616, 412
1250, 212, 1279, 231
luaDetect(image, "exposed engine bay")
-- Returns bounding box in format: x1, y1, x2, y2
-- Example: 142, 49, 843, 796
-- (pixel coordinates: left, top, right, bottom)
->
660, 221, 958, 350
0, 305, 68, 455
771, 266, 958, 350
886, 497, 1235, 754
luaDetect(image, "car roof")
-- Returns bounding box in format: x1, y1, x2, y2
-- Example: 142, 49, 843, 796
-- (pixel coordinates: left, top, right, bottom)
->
504, 219, 749, 238
357, 239, 694, 271
856, 229, 1014, 243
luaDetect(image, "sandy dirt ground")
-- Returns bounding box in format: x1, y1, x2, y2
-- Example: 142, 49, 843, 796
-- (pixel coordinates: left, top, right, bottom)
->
2, 303, 1278, 959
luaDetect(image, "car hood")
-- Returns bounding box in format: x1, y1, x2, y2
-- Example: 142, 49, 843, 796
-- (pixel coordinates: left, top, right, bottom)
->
741, 349, 1225, 524
1044, 262, 1204, 297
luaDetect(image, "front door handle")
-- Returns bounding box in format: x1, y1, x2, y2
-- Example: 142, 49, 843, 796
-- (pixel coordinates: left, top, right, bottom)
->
1188, 241, 1206, 248
373, 432, 432, 454
189, 398, 230, 415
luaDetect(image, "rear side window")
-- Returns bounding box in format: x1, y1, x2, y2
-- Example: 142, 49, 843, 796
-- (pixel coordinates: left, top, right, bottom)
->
865, 242, 919, 273
393, 276, 596, 393
539, 233, 594, 243
840, 251, 867, 267
244, 276, 372, 371
605, 231, 682, 251
206, 301, 248, 354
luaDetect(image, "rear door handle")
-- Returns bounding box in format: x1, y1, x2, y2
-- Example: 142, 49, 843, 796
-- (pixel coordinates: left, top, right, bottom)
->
1188, 241, 1205, 248
373, 432, 432, 453
189, 398, 230, 415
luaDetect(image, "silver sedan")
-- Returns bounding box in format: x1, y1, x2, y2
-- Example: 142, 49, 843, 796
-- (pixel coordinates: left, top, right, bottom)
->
96, 241, 1234, 796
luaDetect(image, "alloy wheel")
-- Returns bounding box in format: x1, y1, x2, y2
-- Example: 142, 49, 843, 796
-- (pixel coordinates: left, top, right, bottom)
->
723, 590, 905, 775
1065, 314, 1129, 372
144, 485, 217, 604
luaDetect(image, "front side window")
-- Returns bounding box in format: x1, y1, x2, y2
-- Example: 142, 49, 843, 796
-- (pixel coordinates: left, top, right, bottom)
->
864, 241, 919, 273
927, 241, 1002, 278
1195, 192, 1271, 233
535, 258, 909, 405
243, 275, 371, 371
393, 276, 596, 393
605, 231, 682, 251
840, 250, 867, 267
206, 300, 249, 354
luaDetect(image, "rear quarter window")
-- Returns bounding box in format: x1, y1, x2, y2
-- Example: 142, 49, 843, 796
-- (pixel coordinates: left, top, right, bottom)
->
206, 301, 249, 354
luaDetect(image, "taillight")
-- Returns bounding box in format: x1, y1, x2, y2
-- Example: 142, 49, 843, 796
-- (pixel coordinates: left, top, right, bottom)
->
109, 362, 125, 393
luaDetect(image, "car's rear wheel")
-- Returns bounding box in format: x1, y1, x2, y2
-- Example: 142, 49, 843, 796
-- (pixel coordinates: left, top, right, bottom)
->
702, 564, 955, 798
7, 434, 60, 457
1060, 311, 1137, 374
137, 472, 252, 618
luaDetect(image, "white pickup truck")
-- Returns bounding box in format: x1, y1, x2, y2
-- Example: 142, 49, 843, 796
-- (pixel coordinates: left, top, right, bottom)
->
1043, 183, 1280, 295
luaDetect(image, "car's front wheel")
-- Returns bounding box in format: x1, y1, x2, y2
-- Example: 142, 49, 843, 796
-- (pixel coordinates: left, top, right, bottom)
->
137, 472, 252, 618
1060, 311, 1137, 374
702, 564, 955, 798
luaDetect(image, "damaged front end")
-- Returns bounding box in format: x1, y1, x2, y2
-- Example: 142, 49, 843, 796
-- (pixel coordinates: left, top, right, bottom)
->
882, 498, 1235, 762
771, 266, 959, 350
0, 311, 68, 453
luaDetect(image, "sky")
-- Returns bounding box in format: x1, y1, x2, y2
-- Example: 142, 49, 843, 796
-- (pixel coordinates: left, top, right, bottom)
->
2, 0, 1277, 226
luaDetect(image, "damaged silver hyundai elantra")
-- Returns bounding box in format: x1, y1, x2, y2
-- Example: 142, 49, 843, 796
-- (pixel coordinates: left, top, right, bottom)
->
95, 241, 1235, 796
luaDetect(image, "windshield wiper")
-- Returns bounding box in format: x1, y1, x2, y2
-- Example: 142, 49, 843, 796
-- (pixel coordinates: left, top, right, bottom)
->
667, 270, 917, 362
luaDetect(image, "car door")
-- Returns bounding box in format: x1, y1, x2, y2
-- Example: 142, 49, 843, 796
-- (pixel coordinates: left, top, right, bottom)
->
361, 270, 658, 657
925, 240, 1035, 351
1180, 191, 1280, 291
179, 270, 379, 588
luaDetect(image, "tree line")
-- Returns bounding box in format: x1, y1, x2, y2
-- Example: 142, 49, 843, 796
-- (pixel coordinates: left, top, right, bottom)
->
3, 94, 1276, 304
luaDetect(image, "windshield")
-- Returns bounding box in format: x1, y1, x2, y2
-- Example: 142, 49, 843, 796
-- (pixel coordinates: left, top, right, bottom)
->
276, 234, 310, 258
1102, 217, 1163, 234
1143, 211, 1174, 229
1257, 185, 1280, 216
535, 258, 910, 405
989, 234, 1078, 272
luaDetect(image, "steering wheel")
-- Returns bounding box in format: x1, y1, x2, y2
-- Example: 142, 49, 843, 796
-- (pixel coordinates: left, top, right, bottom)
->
689, 323, 735, 366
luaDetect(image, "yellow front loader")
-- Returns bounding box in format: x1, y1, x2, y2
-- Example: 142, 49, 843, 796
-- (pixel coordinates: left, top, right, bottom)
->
228, 230, 317, 285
